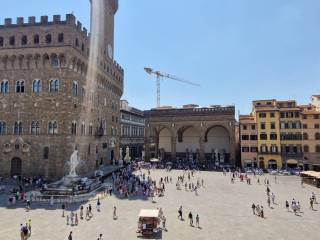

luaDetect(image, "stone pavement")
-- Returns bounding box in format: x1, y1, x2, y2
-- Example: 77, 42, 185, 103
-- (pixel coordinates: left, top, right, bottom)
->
0, 170, 319, 240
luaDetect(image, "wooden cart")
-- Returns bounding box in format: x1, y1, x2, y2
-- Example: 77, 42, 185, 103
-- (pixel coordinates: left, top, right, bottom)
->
137, 209, 160, 237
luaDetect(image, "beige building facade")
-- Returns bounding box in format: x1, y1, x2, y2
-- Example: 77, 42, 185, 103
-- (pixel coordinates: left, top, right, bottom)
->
240, 96, 320, 170
0, 0, 123, 180
239, 115, 258, 167
300, 96, 320, 170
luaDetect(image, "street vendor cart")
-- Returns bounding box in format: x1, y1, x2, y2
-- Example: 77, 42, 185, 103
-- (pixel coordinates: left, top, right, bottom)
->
137, 209, 161, 237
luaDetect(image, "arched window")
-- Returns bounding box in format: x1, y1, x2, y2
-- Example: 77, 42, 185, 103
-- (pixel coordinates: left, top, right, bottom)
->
0, 36, 3, 47
303, 133, 308, 140
51, 56, 59, 68
89, 123, 93, 135
0, 80, 9, 93
71, 121, 77, 135
72, 81, 78, 96
32, 80, 41, 93
31, 121, 40, 135
14, 121, 22, 135
9, 36, 15, 46
48, 121, 58, 135
315, 132, 320, 140
0, 121, 6, 135
103, 120, 107, 135
54, 80, 59, 91
49, 79, 59, 92
316, 145, 320, 153
81, 43, 84, 52
303, 145, 309, 153
58, 33, 64, 43
81, 122, 85, 135
16, 80, 25, 93
45, 34, 52, 44
21, 35, 27, 45
34, 34, 39, 44
75, 38, 79, 47
53, 121, 58, 134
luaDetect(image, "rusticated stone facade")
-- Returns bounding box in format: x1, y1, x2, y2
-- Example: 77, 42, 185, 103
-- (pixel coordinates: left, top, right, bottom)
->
144, 105, 236, 166
0, 0, 123, 180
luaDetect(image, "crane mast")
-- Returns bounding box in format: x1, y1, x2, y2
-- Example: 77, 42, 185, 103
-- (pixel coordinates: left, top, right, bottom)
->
144, 67, 200, 108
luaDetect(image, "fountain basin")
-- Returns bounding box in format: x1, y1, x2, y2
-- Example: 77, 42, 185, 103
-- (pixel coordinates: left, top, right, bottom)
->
42, 176, 102, 196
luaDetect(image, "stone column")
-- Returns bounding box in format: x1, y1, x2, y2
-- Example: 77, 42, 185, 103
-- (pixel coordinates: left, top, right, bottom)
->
229, 134, 236, 165
199, 136, 205, 162
171, 132, 177, 161
155, 136, 159, 158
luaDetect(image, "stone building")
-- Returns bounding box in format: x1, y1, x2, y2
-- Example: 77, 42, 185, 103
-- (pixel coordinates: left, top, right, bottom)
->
300, 96, 320, 171
0, 0, 124, 180
144, 104, 236, 166
120, 100, 145, 160
240, 96, 320, 170
239, 115, 258, 168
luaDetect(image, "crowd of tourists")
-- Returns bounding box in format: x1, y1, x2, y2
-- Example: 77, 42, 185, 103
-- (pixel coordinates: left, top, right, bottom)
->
224, 168, 319, 219
3, 162, 318, 239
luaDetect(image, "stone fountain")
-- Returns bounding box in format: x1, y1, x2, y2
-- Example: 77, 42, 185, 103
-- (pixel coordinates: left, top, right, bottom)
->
42, 150, 102, 196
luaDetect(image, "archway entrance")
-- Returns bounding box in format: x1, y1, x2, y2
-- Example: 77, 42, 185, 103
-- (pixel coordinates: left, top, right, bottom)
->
176, 126, 200, 161
158, 127, 172, 160
286, 159, 298, 169
110, 150, 114, 161
204, 126, 231, 164
268, 159, 277, 170
11, 157, 22, 177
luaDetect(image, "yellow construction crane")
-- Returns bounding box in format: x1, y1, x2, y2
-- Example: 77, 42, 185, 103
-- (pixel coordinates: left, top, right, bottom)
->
144, 67, 200, 108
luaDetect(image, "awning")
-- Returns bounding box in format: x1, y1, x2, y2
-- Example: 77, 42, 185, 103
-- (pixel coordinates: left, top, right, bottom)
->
300, 171, 320, 179
139, 209, 160, 218
268, 160, 277, 164
150, 158, 160, 163
243, 159, 254, 163
287, 159, 298, 164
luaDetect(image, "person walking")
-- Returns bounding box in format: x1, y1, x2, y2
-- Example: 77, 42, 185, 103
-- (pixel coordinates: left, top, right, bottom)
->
75, 213, 78, 226
267, 196, 271, 208
97, 198, 101, 212
62, 203, 66, 217
260, 206, 264, 218
251, 203, 256, 215
85, 207, 89, 220
98, 233, 103, 240
286, 200, 290, 212
188, 212, 193, 226
27, 219, 32, 236
68, 231, 73, 240
20, 224, 24, 240
89, 204, 93, 217
178, 206, 183, 220
271, 193, 275, 204
162, 215, 166, 231
310, 198, 314, 210
113, 206, 117, 220
80, 205, 84, 220
196, 214, 200, 228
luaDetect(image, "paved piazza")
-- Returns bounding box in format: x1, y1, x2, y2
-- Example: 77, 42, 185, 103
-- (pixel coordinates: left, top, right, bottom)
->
1, 170, 320, 240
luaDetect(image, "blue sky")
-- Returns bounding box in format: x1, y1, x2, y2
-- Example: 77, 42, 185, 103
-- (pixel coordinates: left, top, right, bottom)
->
2, 0, 320, 115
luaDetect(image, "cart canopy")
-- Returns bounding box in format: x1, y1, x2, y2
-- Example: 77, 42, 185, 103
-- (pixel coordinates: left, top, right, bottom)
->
139, 209, 160, 218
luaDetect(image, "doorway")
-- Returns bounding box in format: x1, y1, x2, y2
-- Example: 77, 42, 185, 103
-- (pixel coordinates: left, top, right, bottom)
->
11, 157, 22, 177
